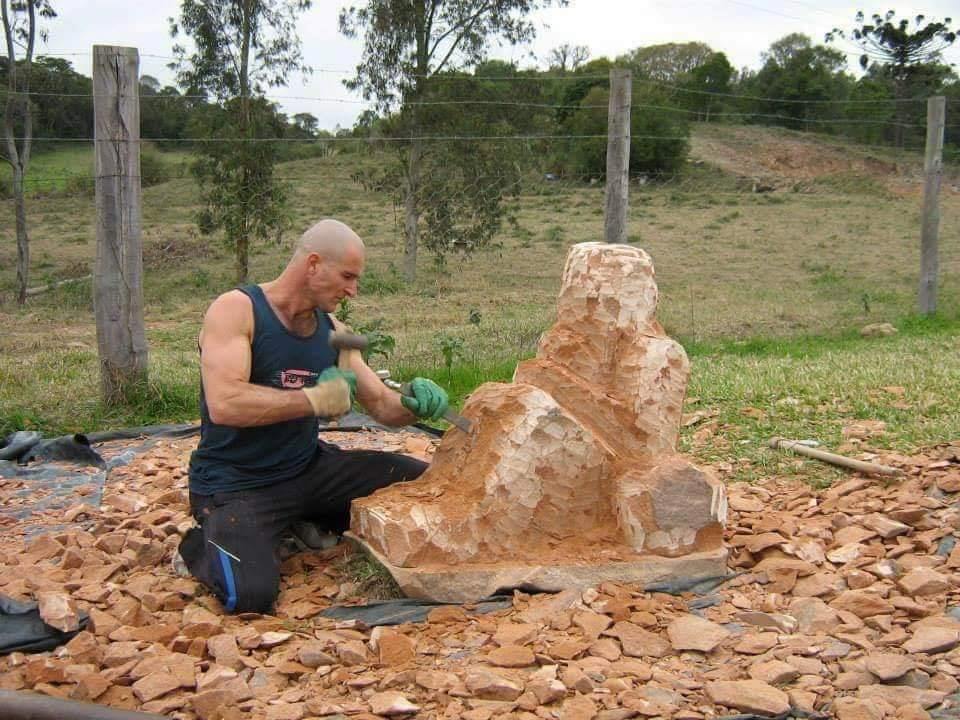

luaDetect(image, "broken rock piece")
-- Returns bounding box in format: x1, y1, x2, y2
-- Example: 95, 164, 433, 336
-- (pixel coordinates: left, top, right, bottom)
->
37, 591, 81, 633
350, 243, 727, 601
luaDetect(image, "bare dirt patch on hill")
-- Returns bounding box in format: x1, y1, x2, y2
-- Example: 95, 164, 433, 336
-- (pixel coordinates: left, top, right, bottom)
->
688, 124, 942, 195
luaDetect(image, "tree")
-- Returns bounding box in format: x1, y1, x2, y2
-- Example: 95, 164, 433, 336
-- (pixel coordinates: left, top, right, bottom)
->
615, 42, 729, 122
1, 0, 55, 305
170, 0, 312, 283
619, 42, 715, 83
547, 42, 589, 72
292, 111, 318, 137
740, 33, 851, 132
340, 0, 565, 282
828, 10, 955, 72
681, 51, 734, 121
411, 63, 548, 264
3, 56, 92, 140
140, 77, 194, 144
557, 79, 689, 179
140, 74, 161, 93
826, 11, 956, 145
763, 32, 814, 68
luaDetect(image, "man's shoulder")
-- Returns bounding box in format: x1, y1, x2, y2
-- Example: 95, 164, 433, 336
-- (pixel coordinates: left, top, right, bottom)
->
215, 287, 255, 309
206, 289, 255, 318
203, 289, 255, 337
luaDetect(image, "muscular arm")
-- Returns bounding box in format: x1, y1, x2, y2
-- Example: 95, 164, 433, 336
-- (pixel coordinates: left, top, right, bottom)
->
329, 317, 417, 427
353, 356, 418, 427
201, 291, 314, 427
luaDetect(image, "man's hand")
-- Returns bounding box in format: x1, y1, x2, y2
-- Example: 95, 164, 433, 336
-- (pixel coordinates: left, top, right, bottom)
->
303, 368, 357, 417
400, 377, 449, 421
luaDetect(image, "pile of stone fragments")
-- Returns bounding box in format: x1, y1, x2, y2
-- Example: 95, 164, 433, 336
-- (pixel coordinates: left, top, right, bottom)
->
0, 430, 959, 720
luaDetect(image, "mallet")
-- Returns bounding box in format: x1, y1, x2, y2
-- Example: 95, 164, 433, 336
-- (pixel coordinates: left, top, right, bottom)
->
769, 437, 903, 478
329, 331, 474, 434
329, 330, 367, 371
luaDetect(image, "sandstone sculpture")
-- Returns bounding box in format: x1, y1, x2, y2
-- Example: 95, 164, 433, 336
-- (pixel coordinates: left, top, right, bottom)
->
349, 242, 728, 601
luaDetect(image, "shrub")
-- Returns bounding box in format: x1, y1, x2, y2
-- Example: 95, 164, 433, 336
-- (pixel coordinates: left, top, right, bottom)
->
140, 150, 172, 187
557, 85, 689, 178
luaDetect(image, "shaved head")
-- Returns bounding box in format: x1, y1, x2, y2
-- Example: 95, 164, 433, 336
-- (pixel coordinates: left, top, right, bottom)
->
294, 219, 365, 261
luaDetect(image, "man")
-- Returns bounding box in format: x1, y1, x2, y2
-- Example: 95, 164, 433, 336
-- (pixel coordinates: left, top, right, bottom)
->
177, 219, 449, 614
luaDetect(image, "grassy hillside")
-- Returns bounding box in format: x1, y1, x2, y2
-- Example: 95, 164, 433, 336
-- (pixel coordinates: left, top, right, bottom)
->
0, 143, 192, 195
1, 123, 958, 482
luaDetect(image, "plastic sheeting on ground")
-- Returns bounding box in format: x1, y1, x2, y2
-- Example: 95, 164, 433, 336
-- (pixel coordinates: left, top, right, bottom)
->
0, 595, 88, 656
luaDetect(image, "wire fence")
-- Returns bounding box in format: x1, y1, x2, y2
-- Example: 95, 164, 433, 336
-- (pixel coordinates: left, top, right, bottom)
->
0, 62, 958, 340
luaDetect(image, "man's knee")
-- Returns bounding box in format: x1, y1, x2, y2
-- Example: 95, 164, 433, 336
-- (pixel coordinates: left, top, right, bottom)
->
394, 453, 428, 481
206, 537, 280, 614
229, 576, 279, 614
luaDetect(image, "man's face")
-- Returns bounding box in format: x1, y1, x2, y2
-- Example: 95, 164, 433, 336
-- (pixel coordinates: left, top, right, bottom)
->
309, 245, 364, 312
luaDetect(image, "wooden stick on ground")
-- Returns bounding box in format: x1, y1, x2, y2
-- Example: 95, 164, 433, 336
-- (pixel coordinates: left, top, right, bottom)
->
769, 437, 904, 478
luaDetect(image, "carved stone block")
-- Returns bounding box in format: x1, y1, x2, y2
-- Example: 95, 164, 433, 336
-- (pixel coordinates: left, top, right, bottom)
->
349, 242, 728, 601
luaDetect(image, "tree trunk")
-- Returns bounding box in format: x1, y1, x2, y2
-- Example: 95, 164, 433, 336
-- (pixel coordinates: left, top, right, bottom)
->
893, 75, 907, 149
236, 219, 249, 284
403, 138, 422, 283
399, 2, 433, 284
235, 98, 251, 285
3, 0, 35, 307
236, 0, 253, 285
13, 165, 28, 304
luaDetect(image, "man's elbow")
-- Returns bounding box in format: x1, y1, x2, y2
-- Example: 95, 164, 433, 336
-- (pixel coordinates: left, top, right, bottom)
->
207, 404, 231, 426
365, 398, 407, 428
208, 398, 243, 427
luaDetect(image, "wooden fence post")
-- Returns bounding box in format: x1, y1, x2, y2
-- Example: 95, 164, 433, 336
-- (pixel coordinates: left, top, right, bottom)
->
93, 45, 148, 404
604, 68, 631, 245
918, 95, 945, 315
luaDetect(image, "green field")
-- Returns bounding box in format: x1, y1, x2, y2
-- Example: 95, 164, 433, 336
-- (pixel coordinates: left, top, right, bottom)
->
0, 142, 192, 195
1, 124, 958, 484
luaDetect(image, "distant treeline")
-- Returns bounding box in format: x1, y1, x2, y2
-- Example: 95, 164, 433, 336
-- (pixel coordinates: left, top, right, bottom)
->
2, 34, 958, 176
350, 35, 959, 177
0, 56, 323, 147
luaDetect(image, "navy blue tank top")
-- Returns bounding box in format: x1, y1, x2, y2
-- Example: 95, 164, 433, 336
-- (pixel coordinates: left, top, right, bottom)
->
188, 285, 337, 495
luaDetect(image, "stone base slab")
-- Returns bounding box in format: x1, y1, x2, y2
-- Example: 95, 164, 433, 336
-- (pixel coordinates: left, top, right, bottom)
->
344, 532, 730, 603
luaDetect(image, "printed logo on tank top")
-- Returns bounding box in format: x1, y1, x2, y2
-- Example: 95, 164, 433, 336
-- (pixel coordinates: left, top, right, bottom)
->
276, 369, 319, 389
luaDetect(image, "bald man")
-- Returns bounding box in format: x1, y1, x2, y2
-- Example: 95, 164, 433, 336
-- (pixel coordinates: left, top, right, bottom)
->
178, 219, 449, 614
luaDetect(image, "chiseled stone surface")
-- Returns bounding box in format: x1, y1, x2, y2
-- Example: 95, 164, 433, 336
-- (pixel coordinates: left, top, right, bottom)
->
615, 456, 726, 556
351, 243, 726, 600
518, 243, 688, 458
351, 383, 611, 569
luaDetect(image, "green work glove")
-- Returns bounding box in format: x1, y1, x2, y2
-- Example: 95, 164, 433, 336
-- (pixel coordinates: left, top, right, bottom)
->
303, 367, 357, 417
318, 367, 357, 403
400, 377, 449, 421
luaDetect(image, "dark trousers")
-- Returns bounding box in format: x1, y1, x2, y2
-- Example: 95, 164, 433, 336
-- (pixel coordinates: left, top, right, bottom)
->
178, 441, 427, 614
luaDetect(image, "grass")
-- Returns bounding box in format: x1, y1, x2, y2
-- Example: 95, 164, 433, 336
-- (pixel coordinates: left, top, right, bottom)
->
335, 548, 402, 600
0, 143, 192, 196
0, 123, 958, 486
0, 143, 95, 196
679, 314, 960, 483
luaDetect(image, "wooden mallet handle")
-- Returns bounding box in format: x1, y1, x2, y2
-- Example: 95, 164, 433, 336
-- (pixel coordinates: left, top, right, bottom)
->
769, 437, 903, 477
329, 331, 368, 370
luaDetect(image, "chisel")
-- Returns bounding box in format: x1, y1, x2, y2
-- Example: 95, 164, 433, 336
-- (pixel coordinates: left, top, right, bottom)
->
330, 331, 474, 433
381, 378, 473, 433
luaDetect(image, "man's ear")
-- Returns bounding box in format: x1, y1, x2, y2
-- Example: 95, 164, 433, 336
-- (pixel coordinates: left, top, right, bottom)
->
307, 252, 323, 274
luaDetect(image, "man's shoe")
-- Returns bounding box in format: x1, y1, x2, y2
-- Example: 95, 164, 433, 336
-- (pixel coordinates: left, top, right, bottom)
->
171, 550, 191, 578
172, 526, 202, 578
290, 521, 340, 550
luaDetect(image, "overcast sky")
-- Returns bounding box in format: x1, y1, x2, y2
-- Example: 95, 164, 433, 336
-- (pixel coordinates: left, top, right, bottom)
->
40, 0, 960, 132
